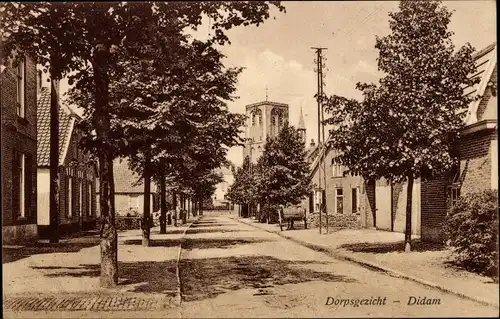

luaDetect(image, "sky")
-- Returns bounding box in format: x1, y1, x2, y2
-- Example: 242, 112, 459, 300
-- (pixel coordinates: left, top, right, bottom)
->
58, 1, 496, 168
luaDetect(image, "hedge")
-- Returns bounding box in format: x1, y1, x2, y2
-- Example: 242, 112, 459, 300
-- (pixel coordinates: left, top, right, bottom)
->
443, 189, 498, 280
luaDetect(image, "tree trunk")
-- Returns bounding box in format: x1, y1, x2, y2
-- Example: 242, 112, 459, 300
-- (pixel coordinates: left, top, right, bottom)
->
99, 157, 118, 287
49, 77, 60, 243
160, 172, 167, 234
108, 157, 116, 225
142, 153, 151, 247
404, 175, 414, 253
93, 45, 118, 287
200, 200, 203, 216
167, 190, 172, 225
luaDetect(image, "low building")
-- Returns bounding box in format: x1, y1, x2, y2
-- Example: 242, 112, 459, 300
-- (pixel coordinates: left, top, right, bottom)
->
1, 51, 38, 244
36, 86, 98, 237
97, 158, 158, 217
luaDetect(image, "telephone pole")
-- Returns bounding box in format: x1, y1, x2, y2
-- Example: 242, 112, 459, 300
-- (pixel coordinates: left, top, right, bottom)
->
312, 47, 328, 235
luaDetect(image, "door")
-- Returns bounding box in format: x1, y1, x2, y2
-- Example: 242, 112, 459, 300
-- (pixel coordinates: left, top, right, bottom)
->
375, 184, 392, 230
308, 192, 314, 215
351, 188, 358, 214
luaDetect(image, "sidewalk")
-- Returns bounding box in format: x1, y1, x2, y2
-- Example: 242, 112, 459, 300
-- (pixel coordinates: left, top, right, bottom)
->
234, 216, 499, 308
2, 218, 197, 313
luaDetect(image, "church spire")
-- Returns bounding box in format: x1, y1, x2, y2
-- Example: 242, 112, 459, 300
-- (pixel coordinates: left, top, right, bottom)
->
297, 104, 306, 130
297, 104, 306, 143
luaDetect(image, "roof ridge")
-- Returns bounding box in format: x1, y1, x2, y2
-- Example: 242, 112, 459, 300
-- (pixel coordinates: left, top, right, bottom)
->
473, 42, 497, 60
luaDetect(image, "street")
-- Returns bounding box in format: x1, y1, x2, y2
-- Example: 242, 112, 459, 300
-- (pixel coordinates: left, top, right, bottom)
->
3, 211, 498, 318
178, 212, 498, 318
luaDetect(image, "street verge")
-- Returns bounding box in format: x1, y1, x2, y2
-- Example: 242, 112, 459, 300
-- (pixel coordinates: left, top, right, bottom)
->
175, 216, 201, 307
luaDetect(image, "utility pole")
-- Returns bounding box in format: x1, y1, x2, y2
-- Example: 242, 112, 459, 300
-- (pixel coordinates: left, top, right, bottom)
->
312, 47, 328, 235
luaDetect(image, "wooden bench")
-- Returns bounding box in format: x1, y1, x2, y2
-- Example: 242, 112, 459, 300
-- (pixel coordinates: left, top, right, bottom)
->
278, 206, 307, 231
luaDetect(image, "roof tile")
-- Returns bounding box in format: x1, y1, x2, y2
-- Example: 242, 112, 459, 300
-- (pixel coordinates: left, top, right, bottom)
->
37, 87, 74, 166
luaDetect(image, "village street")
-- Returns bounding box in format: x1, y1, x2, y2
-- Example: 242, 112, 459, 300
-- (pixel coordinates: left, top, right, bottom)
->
3, 211, 498, 318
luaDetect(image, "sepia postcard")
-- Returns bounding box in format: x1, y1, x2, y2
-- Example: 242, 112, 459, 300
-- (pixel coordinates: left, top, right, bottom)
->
1, 1, 498, 318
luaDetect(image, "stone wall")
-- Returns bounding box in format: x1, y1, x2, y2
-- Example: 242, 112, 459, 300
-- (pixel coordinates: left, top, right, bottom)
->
307, 212, 361, 230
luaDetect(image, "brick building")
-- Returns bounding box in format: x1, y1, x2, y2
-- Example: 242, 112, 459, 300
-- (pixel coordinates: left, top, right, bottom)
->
1, 52, 38, 244
360, 42, 497, 241
304, 143, 365, 229
36, 86, 98, 237
420, 42, 498, 242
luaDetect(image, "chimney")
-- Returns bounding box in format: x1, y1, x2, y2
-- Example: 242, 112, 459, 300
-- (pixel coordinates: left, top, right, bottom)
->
310, 139, 315, 148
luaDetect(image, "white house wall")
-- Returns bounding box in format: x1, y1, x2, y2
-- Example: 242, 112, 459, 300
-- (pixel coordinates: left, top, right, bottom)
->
37, 168, 50, 226
393, 179, 421, 235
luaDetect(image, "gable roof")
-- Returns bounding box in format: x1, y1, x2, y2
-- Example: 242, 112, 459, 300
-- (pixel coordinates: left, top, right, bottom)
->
464, 42, 497, 125
113, 158, 157, 194
37, 87, 79, 167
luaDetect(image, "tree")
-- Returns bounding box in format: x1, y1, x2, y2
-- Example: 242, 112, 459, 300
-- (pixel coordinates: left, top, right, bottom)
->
322, 0, 479, 252
65, 2, 281, 249
254, 123, 311, 222
3, 1, 285, 286
227, 156, 260, 217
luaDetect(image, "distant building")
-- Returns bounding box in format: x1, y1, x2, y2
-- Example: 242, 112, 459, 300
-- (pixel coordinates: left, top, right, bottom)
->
212, 166, 234, 208
97, 158, 159, 217
303, 140, 365, 230
243, 100, 289, 163
1, 51, 38, 244
36, 86, 99, 237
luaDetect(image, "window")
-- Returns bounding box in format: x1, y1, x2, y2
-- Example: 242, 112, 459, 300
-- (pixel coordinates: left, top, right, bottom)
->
79, 180, 83, 217
332, 163, 343, 177
88, 182, 92, 216
13, 151, 33, 219
258, 112, 262, 125
13, 152, 26, 218
447, 185, 460, 209
252, 113, 256, 126
16, 57, 25, 118
67, 176, 73, 217
335, 188, 344, 214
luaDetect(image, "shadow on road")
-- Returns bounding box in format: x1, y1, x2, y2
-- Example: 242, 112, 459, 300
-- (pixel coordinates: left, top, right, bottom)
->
151, 228, 250, 235
31, 260, 178, 294
180, 256, 356, 302
122, 237, 273, 249
2, 239, 101, 264
189, 223, 236, 228
339, 240, 445, 254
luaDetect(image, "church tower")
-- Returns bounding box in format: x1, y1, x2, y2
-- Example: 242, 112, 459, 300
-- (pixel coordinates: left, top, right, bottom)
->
297, 105, 306, 144
243, 100, 289, 163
